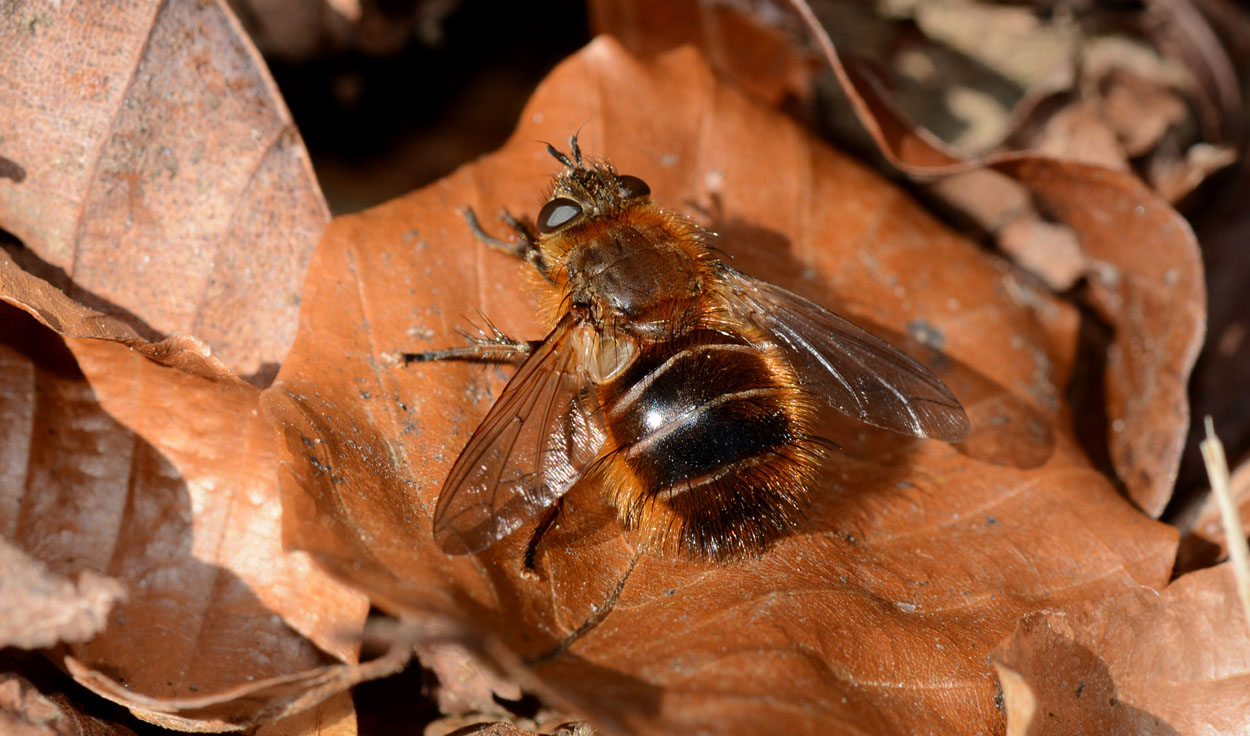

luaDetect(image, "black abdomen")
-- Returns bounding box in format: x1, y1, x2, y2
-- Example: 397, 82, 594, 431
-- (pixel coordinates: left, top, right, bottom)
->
599, 330, 819, 559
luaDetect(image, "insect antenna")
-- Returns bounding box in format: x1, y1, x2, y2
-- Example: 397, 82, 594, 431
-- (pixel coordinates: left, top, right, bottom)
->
569, 134, 584, 167
546, 143, 577, 170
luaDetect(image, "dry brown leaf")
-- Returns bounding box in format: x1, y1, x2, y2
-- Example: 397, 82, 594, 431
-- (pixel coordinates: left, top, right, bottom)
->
416, 640, 522, 717
262, 39, 1179, 734
64, 636, 410, 732
425, 718, 593, 736
993, 563, 1250, 735
0, 270, 373, 729
588, 0, 818, 107
0, 671, 135, 736
0, 539, 124, 651
0, 1, 399, 728
1004, 32, 1236, 202
253, 691, 356, 736
797, 2, 1205, 518
0, 0, 328, 384
994, 158, 1204, 515
425, 720, 537, 736
0, 250, 243, 383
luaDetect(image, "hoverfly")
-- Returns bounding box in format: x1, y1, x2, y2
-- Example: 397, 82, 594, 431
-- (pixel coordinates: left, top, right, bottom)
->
412, 136, 969, 566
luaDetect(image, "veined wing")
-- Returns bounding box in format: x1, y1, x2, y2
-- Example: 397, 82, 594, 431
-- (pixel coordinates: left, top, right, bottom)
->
433, 315, 606, 555
718, 266, 970, 442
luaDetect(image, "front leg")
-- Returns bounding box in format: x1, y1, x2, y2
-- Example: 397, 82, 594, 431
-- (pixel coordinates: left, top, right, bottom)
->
402, 318, 538, 365
462, 207, 548, 278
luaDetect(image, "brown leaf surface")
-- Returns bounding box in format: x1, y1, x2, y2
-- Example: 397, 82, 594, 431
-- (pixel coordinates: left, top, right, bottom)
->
0, 250, 242, 383
253, 691, 356, 736
0, 538, 124, 651
0, 0, 328, 384
595, 0, 1207, 517
988, 158, 1205, 517
415, 640, 521, 717
64, 639, 409, 732
0, 257, 371, 728
425, 721, 536, 736
993, 563, 1250, 735
264, 39, 1179, 734
428, 722, 574, 736
0, 671, 135, 736
587, 0, 818, 107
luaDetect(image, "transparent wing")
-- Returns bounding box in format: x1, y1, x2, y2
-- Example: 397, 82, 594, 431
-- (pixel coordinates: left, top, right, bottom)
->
719, 267, 970, 442
432, 316, 606, 555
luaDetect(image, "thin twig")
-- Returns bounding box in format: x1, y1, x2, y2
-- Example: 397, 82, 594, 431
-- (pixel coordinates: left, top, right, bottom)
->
1199, 416, 1250, 635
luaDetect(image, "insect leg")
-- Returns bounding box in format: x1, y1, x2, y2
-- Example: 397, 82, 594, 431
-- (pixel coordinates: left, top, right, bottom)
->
403, 318, 538, 365
461, 207, 548, 277
523, 497, 564, 574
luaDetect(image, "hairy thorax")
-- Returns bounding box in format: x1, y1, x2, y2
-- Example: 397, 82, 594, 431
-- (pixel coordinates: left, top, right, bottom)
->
546, 211, 708, 338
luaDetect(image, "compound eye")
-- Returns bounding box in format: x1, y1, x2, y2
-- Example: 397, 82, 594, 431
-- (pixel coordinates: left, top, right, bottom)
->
537, 197, 583, 234
617, 175, 650, 199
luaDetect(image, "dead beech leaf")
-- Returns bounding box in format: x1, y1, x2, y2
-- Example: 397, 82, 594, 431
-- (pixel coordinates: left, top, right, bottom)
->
0, 0, 328, 384
587, 0, 818, 107
0, 539, 123, 651
993, 563, 1250, 735
416, 640, 522, 717
263, 39, 1179, 734
991, 158, 1205, 517
0, 671, 135, 736
789, 2, 1204, 518
252, 691, 356, 736
0, 259, 371, 728
425, 716, 594, 736
0, 250, 241, 383
65, 637, 410, 732
425, 720, 526, 736
427, 722, 552, 736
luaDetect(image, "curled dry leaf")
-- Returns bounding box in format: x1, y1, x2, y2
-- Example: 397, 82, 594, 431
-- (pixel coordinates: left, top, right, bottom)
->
425, 720, 533, 736
263, 39, 1178, 734
64, 637, 409, 732
0, 671, 135, 736
0, 0, 392, 727
988, 158, 1204, 517
252, 691, 357, 736
415, 640, 522, 717
594, 0, 1207, 517
429, 721, 578, 736
797, 1, 1205, 518
0, 0, 328, 384
992, 563, 1250, 735
0, 250, 241, 384
0, 261, 371, 728
0, 539, 124, 651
